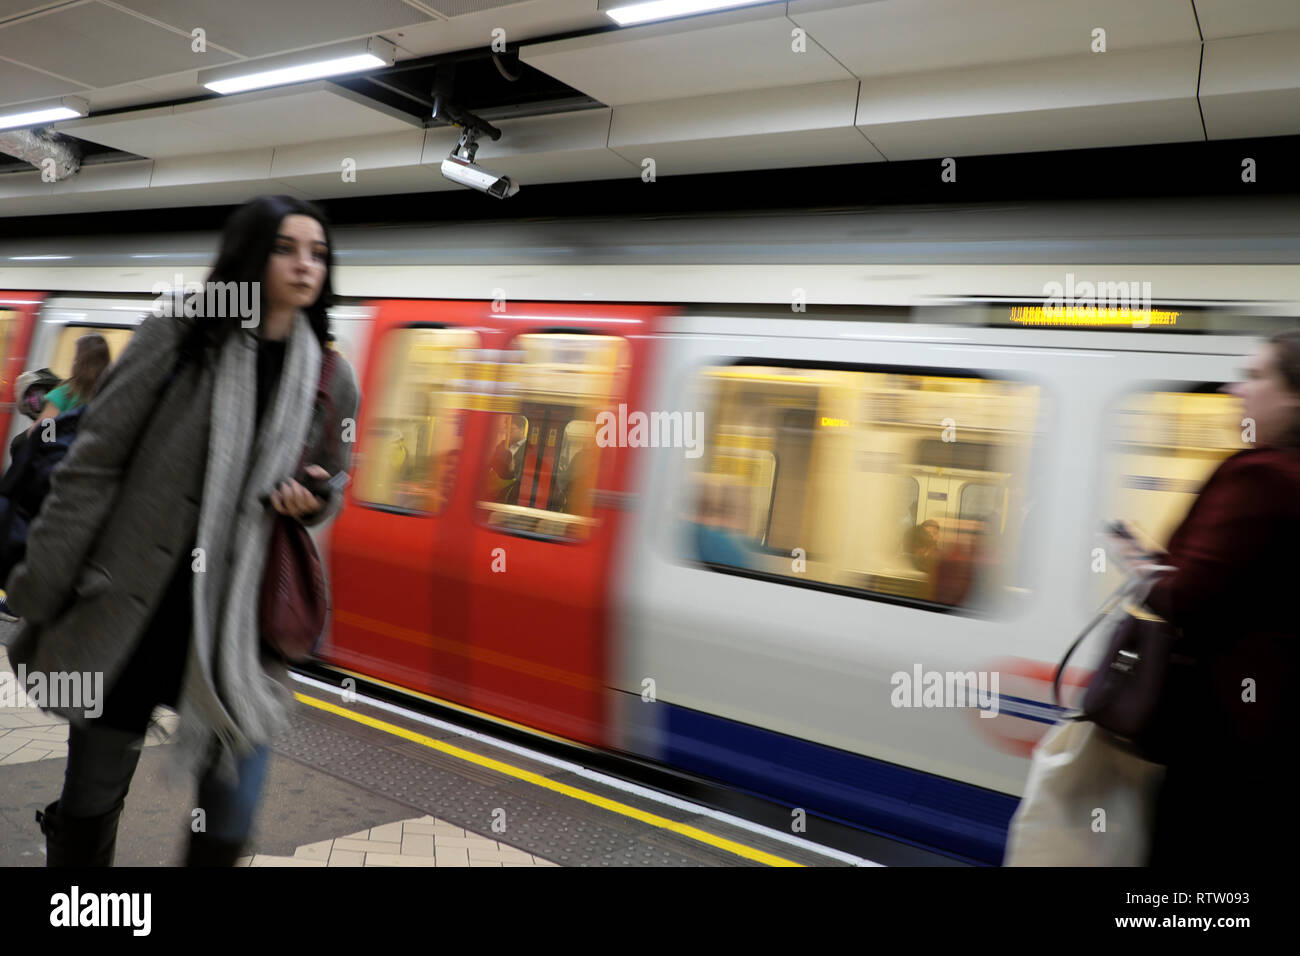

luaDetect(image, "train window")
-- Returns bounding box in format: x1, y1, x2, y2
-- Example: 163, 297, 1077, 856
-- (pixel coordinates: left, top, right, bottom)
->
477, 333, 630, 542
0, 310, 16, 398
1095, 384, 1242, 604
49, 325, 134, 378
687, 365, 1042, 612
959, 482, 1002, 525
354, 327, 479, 514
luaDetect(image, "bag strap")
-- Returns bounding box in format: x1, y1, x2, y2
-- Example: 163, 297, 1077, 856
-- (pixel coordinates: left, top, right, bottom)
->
292, 347, 338, 474
1051, 566, 1176, 714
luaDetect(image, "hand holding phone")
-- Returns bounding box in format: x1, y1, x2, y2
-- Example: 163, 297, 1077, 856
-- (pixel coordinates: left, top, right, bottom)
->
301, 468, 349, 502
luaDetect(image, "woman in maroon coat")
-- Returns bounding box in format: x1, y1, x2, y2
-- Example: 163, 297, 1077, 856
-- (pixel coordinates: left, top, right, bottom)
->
1113, 331, 1300, 868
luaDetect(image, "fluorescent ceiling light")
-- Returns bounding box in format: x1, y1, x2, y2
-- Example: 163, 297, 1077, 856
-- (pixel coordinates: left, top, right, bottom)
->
0, 96, 88, 131
601, 0, 772, 26
201, 37, 395, 95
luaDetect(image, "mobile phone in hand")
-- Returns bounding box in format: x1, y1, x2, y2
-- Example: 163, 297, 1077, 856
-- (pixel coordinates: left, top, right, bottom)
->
301, 469, 349, 503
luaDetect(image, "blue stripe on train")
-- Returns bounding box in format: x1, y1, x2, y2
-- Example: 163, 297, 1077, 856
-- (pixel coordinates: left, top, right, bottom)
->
661, 703, 1019, 865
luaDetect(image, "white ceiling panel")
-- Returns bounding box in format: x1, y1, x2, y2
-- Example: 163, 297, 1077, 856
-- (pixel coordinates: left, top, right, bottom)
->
858, 46, 1199, 124
610, 126, 882, 176
418, 0, 529, 15
59, 82, 422, 158
111, 0, 433, 58
1191, 0, 1300, 40
789, 0, 1200, 78
609, 80, 883, 175
271, 130, 427, 178
0, 1, 236, 89
148, 148, 273, 188
273, 167, 450, 201
53, 179, 314, 214
0, 56, 86, 108
171, 83, 422, 151
392, 0, 603, 58
58, 105, 227, 159
856, 47, 1204, 160
0, 168, 50, 213
860, 100, 1203, 162
274, 169, 447, 201
521, 3, 852, 106
0, 1, 65, 18
270, 131, 447, 201
49, 158, 152, 195
1200, 32, 1300, 140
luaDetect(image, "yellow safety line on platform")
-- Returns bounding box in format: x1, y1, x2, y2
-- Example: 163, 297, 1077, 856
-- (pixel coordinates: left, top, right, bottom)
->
320, 664, 580, 747
294, 692, 803, 868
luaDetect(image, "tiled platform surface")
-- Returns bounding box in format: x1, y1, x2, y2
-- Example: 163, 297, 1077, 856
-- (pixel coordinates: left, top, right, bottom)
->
3, 628, 851, 867
0, 643, 180, 766
1, 641, 558, 867
241, 816, 559, 867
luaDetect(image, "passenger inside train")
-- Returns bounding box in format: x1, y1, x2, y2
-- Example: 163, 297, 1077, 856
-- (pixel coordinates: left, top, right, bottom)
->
686, 472, 754, 569
486, 414, 529, 505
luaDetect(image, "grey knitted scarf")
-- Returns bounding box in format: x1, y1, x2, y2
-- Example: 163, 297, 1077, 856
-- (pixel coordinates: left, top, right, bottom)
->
167, 311, 321, 782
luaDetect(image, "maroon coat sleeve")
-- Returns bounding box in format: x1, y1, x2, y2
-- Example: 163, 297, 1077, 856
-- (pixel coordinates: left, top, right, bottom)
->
1145, 454, 1287, 624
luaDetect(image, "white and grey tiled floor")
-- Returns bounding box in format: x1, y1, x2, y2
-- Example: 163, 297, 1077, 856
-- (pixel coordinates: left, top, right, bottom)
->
1, 643, 557, 867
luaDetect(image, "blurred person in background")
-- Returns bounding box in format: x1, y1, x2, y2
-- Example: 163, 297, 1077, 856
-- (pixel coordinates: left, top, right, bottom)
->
5, 194, 360, 866
0, 340, 111, 620
486, 414, 528, 504
1108, 331, 1300, 867
687, 472, 754, 569
930, 518, 997, 608
25, 334, 111, 434
904, 519, 940, 573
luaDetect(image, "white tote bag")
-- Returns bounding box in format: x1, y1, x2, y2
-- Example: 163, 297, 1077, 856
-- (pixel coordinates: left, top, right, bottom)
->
1003, 719, 1165, 866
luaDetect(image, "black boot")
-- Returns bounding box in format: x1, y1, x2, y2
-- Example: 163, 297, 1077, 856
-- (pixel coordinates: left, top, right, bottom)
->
185, 831, 247, 867
36, 799, 124, 867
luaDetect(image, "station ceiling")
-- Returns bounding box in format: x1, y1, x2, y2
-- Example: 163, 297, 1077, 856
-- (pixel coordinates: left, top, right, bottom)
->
0, 0, 1298, 218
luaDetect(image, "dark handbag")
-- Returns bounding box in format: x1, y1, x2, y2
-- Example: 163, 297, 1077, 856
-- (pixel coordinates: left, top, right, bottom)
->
1053, 569, 1191, 763
259, 350, 338, 662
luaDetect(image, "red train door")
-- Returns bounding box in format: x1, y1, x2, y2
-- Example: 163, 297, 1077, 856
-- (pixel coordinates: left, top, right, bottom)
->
465, 304, 665, 746
0, 292, 43, 469
323, 300, 491, 701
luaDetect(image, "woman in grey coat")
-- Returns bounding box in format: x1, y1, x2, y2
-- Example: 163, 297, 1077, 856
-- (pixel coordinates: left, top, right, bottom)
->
6, 194, 361, 866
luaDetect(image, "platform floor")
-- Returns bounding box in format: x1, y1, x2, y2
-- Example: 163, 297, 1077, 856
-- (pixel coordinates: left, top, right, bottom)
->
1, 633, 854, 867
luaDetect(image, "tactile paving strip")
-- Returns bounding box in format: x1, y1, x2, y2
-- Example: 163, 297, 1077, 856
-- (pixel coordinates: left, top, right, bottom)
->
271, 706, 762, 867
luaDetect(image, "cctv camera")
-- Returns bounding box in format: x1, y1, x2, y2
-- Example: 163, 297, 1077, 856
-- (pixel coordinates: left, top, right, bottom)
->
441, 154, 520, 199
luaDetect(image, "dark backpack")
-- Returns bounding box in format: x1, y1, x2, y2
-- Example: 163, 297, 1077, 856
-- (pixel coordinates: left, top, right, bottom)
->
0, 406, 86, 587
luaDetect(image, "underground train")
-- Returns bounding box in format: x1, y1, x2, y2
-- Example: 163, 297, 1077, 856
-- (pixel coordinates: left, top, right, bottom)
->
1, 198, 1297, 864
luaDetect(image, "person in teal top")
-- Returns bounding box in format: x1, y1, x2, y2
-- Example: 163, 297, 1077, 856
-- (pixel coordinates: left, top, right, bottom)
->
42, 383, 81, 414
1, 335, 110, 621
24, 334, 111, 439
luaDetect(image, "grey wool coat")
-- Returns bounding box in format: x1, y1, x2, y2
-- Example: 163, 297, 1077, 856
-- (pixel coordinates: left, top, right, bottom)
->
6, 311, 360, 730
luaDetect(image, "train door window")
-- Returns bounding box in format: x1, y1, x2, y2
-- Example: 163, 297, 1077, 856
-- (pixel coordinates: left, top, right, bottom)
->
0, 309, 16, 396
1094, 384, 1241, 605
49, 325, 135, 379
689, 366, 861, 583
477, 333, 630, 541
354, 327, 479, 514
689, 364, 1042, 613
959, 482, 1003, 526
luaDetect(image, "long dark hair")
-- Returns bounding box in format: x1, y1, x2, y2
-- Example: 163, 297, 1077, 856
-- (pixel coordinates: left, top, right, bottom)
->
1268, 330, 1300, 448
66, 332, 111, 404
179, 194, 335, 362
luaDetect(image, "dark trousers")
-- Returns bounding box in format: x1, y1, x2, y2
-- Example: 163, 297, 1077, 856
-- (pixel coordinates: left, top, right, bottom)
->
58, 547, 269, 843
